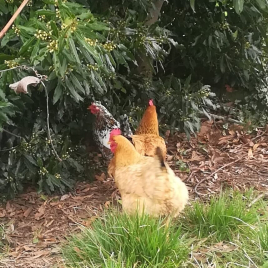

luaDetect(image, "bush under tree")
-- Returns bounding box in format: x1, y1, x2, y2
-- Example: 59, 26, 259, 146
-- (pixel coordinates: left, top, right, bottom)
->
0, 0, 267, 198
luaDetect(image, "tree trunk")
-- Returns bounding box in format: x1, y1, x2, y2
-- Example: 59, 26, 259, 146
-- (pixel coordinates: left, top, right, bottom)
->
136, 0, 165, 79
145, 0, 165, 26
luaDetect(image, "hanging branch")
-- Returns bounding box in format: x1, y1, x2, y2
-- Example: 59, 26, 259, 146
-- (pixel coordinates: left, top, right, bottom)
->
0, 128, 23, 139
0, 0, 30, 39
2, 64, 62, 162
41, 81, 62, 162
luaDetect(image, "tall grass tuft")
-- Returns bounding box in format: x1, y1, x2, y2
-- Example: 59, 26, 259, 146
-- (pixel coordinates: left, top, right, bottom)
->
181, 190, 259, 241
62, 209, 188, 268
258, 224, 268, 252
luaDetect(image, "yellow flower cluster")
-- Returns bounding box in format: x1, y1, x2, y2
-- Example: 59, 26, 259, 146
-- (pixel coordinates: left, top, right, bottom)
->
4, 60, 19, 68
55, 173, 61, 179
34, 30, 50, 41
7, 176, 14, 182
62, 153, 70, 160
38, 167, 48, 176
85, 38, 98, 46
87, 63, 99, 71
12, 25, 20, 36
47, 40, 58, 53
102, 42, 116, 52
61, 21, 77, 33
245, 41, 250, 49
38, 15, 46, 20
165, 90, 171, 96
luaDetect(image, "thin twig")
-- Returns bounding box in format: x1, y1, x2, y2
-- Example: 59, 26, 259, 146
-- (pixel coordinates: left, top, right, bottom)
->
41, 81, 62, 162
246, 165, 263, 176
194, 156, 244, 196
0, 66, 21, 73
251, 130, 267, 142
0, 128, 23, 139
186, 170, 198, 182
0, 146, 18, 152
199, 111, 243, 125
248, 193, 268, 208
0, 0, 30, 39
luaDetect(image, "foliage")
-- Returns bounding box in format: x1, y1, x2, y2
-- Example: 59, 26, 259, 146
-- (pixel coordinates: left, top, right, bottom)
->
156, 75, 216, 136
0, 0, 177, 197
1, 0, 268, 197
62, 209, 188, 268
160, 0, 268, 91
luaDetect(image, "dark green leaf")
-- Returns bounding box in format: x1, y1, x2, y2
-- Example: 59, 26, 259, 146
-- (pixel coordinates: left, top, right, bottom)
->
53, 81, 63, 104
190, 0, 195, 12
23, 154, 37, 166
46, 175, 54, 192
70, 73, 85, 94
18, 37, 36, 56
30, 39, 40, 60
65, 77, 83, 102
233, 0, 244, 14
68, 37, 81, 64
88, 22, 110, 31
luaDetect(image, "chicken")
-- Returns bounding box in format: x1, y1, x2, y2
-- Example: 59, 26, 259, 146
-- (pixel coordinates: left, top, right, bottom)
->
135, 99, 159, 135
108, 129, 189, 217
131, 134, 167, 158
131, 99, 167, 158
108, 99, 166, 177
88, 101, 133, 160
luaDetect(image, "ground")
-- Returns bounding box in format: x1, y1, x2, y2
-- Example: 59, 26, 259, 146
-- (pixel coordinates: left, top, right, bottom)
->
0, 120, 267, 268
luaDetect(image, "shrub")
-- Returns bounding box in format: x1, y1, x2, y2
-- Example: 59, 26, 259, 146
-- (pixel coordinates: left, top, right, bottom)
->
1, 0, 268, 198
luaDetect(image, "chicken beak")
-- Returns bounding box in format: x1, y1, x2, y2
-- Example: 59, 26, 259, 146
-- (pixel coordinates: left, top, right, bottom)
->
87, 104, 94, 110
107, 141, 111, 144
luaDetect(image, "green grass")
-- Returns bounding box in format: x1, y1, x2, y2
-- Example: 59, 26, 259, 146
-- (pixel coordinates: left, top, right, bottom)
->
181, 190, 260, 242
62, 210, 188, 268
259, 223, 268, 252
62, 190, 268, 268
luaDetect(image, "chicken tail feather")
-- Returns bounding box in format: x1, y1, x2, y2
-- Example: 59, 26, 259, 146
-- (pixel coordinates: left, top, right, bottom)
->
155, 147, 165, 169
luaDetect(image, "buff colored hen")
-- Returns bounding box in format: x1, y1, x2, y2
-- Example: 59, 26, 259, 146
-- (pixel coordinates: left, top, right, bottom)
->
132, 99, 166, 158
108, 129, 188, 217
108, 100, 166, 178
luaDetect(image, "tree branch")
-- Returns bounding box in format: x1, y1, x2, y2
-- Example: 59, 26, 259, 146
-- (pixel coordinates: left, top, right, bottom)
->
145, 0, 165, 26
41, 81, 62, 162
199, 111, 243, 125
0, 0, 30, 39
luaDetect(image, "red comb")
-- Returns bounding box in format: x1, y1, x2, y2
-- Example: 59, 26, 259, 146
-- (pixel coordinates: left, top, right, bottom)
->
110, 129, 121, 136
149, 99, 153, 106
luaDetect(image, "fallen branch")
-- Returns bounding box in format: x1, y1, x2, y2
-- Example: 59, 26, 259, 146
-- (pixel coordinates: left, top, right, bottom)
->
194, 156, 244, 196
248, 192, 268, 208
199, 111, 243, 125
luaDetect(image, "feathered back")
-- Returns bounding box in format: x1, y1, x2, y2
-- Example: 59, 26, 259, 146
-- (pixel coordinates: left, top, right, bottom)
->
119, 114, 133, 138
135, 100, 159, 136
